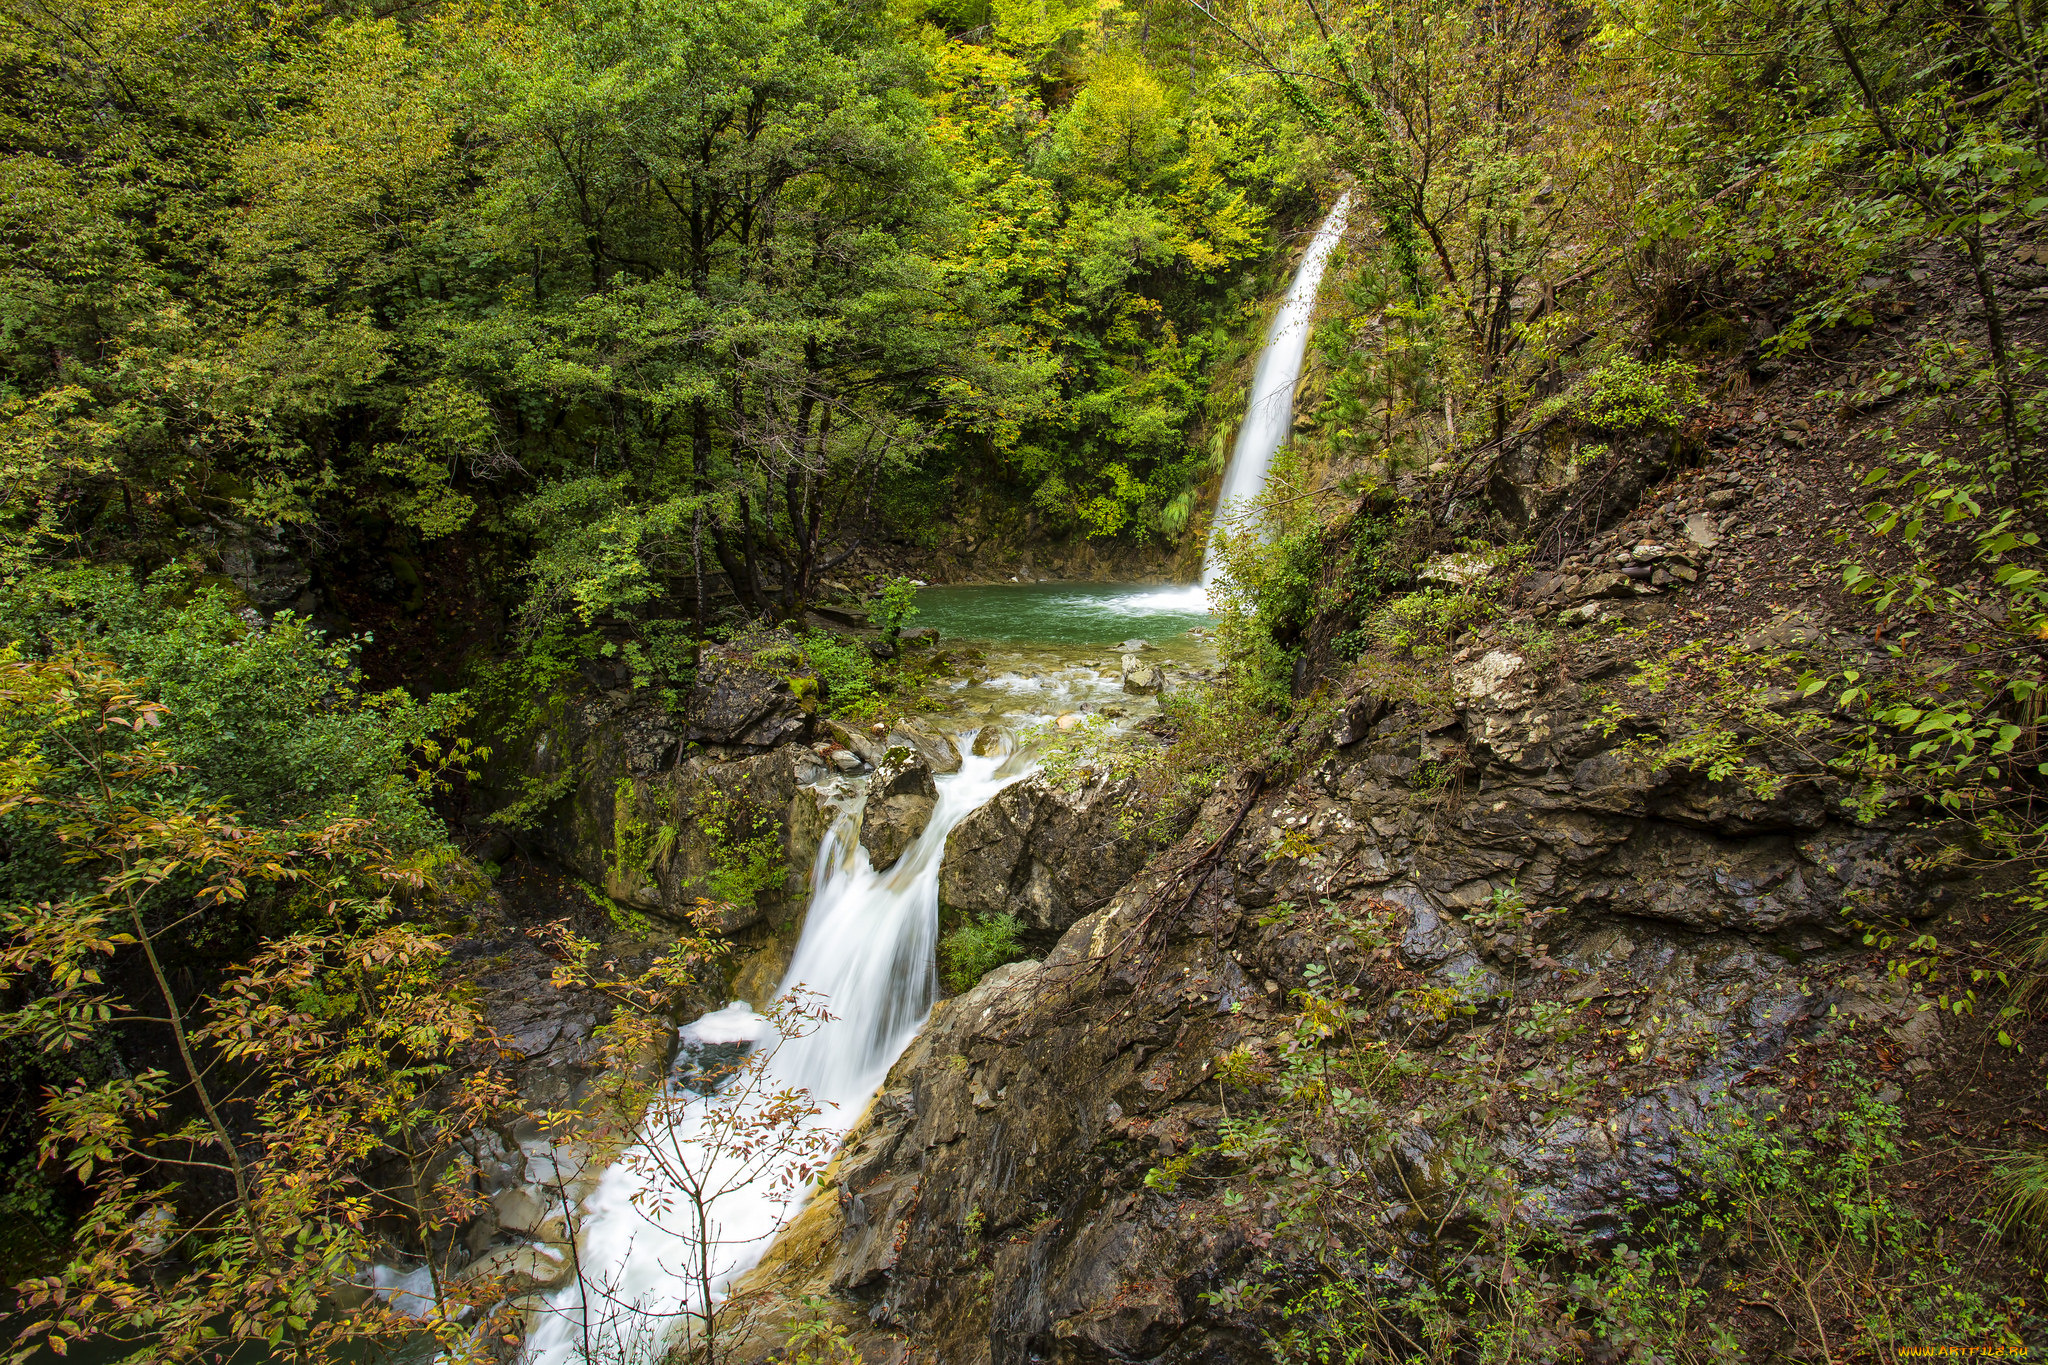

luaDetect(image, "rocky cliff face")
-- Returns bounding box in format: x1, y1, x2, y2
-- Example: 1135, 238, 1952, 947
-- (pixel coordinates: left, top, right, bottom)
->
500, 681, 837, 968
729, 628, 1943, 1365
940, 772, 1191, 936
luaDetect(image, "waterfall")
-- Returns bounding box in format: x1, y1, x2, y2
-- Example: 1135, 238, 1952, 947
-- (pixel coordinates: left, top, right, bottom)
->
1200, 192, 1353, 591
520, 743, 1030, 1365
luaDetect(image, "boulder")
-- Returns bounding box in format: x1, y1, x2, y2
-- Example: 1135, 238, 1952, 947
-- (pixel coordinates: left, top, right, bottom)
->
825, 719, 886, 767
860, 746, 937, 870
1576, 571, 1638, 600
212, 525, 313, 612
1120, 654, 1166, 695
455, 1241, 573, 1296
688, 654, 813, 750
490, 1184, 554, 1235
889, 717, 962, 774
940, 773, 1188, 934
971, 724, 1016, 759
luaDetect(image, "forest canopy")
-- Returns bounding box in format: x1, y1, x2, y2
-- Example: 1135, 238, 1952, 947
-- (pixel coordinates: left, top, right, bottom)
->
0, 0, 1309, 626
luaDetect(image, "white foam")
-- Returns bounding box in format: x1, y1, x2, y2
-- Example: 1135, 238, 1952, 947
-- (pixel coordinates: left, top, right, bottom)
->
678, 1001, 774, 1047
370, 1263, 441, 1320
1094, 585, 1213, 613
519, 739, 1033, 1365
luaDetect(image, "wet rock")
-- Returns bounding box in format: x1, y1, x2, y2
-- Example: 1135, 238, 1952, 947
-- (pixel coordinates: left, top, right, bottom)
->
825, 719, 887, 767
1120, 654, 1166, 695
861, 747, 937, 871
888, 717, 962, 774
490, 1185, 553, 1235
1115, 638, 1155, 652
688, 653, 815, 751
455, 1240, 572, 1295
940, 773, 1190, 934
971, 724, 1016, 759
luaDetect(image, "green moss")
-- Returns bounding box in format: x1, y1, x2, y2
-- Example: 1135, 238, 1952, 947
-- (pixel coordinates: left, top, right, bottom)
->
695, 786, 785, 906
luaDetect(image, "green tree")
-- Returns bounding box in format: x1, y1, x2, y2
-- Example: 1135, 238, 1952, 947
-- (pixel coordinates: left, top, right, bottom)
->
0, 651, 512, 1364
443, 0, 1047, 622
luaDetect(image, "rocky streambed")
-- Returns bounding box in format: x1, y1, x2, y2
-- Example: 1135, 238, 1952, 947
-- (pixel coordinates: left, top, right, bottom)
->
410, 635, 1195, 1340
702, 629, 1948, 1364
408, 584, 1950, 1364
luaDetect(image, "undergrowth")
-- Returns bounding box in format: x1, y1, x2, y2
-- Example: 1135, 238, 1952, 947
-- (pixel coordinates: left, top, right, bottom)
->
939, 913, 1029, 994
1173, 895, 2032, 1362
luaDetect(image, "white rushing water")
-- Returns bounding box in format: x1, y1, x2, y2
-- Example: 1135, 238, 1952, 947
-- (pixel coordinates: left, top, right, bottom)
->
1199, 192, 1354, 593
521, 742, 1031, 1365
508, 191, 1356, 1364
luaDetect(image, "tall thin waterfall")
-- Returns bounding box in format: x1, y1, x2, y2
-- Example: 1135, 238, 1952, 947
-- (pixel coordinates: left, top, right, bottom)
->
1200, 192, 1353, 590
520, 745, 1030, 1365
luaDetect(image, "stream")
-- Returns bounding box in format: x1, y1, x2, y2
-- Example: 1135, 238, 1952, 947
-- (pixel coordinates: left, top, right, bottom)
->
519, 746, 1032, 1365
503, 191, 1352, 1364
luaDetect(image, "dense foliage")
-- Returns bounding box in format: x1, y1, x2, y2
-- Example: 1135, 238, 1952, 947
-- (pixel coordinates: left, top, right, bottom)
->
7, 0, 2048, 1355
0, 0, 1304, 625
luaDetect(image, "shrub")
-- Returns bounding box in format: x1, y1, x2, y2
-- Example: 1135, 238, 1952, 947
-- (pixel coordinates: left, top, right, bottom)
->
1571, 356, 1702, 430
0, 565, 471, 865
872, 576, 921, 641
695, 786, 785, 906
1686, 1064, 2023, 1351
940, 913, 1027, 993
620, 617, 697, 713
1207, 446, 1341, 705
1993, 1148, 2048, 1261
1366, 586, 1496, 657
802, 630, 879, 716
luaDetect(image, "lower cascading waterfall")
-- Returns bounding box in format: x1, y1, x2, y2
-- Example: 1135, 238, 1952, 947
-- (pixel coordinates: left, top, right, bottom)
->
519, 740, 1030, 1365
